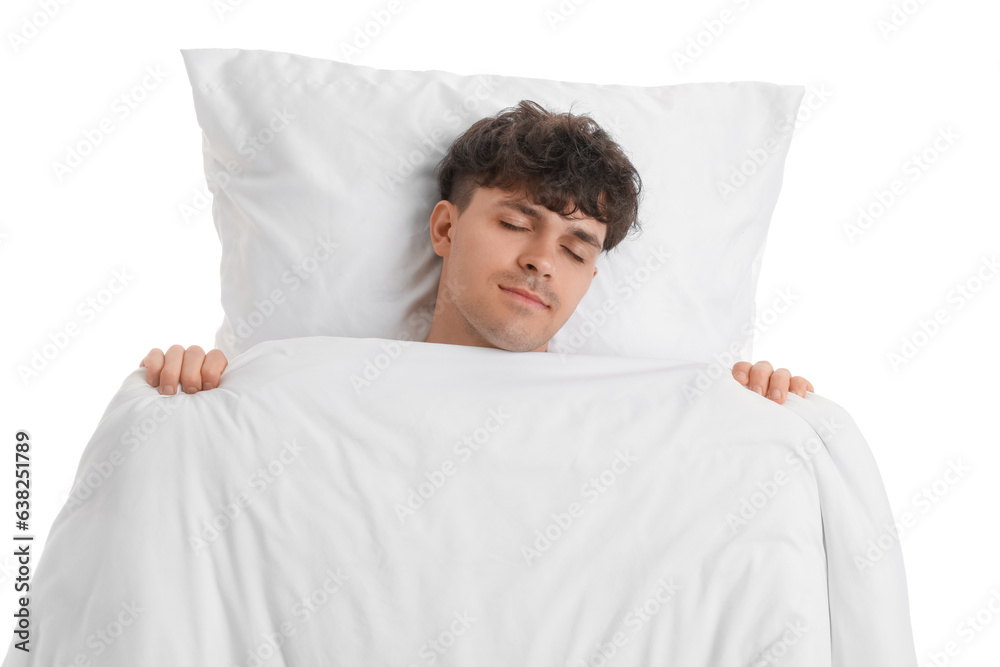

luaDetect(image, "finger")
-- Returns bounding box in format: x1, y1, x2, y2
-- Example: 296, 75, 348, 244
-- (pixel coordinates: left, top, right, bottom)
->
731, 361, 752, 385
180, 345, 207, 394
200, 349, 228, 390
140, 348, 165, 387
159, 345, 185, 395
747, 360, 774, 396
767, 368, 792, 403
789, 376, 815, 397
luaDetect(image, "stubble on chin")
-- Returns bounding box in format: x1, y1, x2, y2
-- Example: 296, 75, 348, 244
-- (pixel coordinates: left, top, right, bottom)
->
459, 293, 547, 352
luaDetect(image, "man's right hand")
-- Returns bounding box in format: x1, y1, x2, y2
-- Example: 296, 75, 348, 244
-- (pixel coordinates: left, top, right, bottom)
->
140, 345, 229, 395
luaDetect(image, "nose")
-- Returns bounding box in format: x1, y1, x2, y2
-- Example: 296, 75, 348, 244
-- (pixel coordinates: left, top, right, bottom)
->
519, 235, 556, 278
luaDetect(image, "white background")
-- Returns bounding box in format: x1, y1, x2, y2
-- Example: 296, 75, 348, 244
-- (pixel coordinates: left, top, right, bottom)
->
2, 0, 998, 663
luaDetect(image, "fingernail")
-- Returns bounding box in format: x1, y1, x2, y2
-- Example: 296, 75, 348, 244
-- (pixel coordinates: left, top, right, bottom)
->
770, 390, 781, 400
752, 386, 763, 395
735, 372, 747, 382
203, 383, 214, 391
163, 384, 174, 395
185, 386, 198, 394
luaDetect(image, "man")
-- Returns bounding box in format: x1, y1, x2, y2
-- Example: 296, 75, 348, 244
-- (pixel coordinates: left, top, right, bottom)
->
141, 100, 814, 403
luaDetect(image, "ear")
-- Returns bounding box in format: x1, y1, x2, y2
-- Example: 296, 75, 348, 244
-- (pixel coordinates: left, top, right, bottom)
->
429, 200, 457, 259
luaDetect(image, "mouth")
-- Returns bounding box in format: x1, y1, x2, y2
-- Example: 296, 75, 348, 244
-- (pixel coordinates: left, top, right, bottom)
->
499, 285, 549, 309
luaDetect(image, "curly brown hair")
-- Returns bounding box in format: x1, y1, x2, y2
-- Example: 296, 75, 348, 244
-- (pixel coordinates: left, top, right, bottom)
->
434, 99, 643, 254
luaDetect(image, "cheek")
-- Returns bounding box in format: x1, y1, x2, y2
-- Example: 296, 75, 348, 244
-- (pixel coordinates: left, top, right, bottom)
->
572, 270, 594, 295
562, 272, 594, 308
448, 230, 498, 293
463, 228, 512, 272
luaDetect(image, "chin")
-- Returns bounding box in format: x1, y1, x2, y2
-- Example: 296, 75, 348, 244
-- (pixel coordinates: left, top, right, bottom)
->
489, 330, 548, 353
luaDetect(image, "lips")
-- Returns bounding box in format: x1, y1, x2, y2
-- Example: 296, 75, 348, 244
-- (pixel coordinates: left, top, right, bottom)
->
499, 285, 548, 308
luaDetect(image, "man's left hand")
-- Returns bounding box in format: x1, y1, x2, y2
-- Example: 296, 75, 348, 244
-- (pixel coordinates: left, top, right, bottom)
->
732, 360, 814, 405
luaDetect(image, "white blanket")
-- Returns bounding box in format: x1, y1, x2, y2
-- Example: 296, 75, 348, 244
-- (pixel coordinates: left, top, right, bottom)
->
3, 336, 918, 666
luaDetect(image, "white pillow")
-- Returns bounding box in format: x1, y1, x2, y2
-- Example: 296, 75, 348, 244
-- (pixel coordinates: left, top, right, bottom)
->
181, 48, 804, 363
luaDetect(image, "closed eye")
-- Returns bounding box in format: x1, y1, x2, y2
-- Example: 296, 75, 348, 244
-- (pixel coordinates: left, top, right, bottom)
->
500, 221, 586, 264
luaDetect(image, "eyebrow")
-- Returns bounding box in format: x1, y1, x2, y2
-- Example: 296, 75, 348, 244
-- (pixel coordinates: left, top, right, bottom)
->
496, 198, 603, 252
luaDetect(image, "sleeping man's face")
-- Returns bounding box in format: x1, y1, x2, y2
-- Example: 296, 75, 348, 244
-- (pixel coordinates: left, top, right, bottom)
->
423, 185, 605, 353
